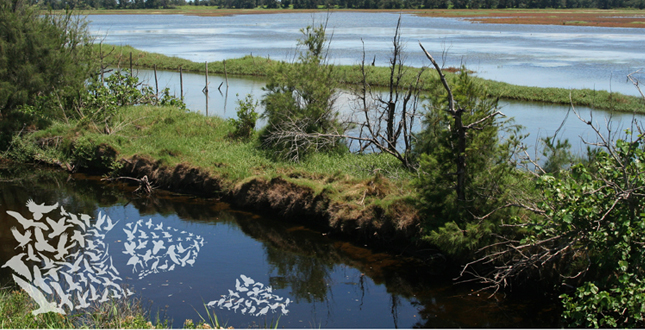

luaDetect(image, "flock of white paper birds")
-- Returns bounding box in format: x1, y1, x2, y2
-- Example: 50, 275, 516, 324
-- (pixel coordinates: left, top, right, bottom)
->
2, 199, 291, 318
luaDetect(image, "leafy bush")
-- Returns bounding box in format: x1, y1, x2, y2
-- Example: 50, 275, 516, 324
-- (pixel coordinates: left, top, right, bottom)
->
228, 94, 259, 139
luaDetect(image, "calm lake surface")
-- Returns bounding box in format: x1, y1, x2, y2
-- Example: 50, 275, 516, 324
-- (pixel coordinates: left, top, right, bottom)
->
88, 12, 645, 96
0, 167, 560, 328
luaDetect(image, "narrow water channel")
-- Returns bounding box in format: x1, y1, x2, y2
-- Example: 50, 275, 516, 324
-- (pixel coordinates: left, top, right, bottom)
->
133, 67, 645, 157
0, 166, 560, 328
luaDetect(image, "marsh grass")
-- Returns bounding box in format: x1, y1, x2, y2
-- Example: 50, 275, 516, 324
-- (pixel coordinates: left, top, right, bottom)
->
95, 45, 645, 113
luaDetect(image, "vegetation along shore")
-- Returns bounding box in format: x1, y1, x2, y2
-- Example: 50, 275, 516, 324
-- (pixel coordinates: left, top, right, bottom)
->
3, 0, 645, 327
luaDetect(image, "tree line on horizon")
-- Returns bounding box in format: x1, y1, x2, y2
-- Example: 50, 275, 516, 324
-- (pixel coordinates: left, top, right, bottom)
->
36, 0, 645, 11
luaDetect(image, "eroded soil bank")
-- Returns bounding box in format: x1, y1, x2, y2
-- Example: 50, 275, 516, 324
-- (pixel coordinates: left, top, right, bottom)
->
118, 155, 431, 260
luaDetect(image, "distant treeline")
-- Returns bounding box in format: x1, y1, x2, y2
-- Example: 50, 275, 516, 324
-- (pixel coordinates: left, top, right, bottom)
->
39, 0, 644, 11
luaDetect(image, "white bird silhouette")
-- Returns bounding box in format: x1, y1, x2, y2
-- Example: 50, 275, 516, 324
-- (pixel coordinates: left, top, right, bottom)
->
235, 279, 249, 292
7, 211, 48, 231
123, 224, 138, 241
54, 232, 75, 260
50, 281, 73, 311
166, 245, 180, 265
136, 239, 148, 250
75, 290, 90, 310
127, 255, 142, 272
26, 244, 40, 262
103, 216, 119, 232
44, 266, 62, 282
87, 273, 102, 285
256, 306, 269, 316
154, 222, 164, 231
66, 213, 86, 231
179, 251, 192, 267
142, 249, 154, 265
162, 231, 172, 238
176, 242, 189, 254
157, 260, 169, 271
240, 275, 255, 287
86, 228, 105, 240
78, 272, 88, 287
168, 264, 176, 271
123, 241, 137, 255
71, 230, 85, 248
32, 265, 53, 295
138, 230, 149, 239
80, 213, 92, 229
60, 205, 68, 217
34, 228, 56, 253
2, 253, 32, 281
150, 231, 159, 239
26, 200, 59, 221
249, 305, 256, 315
60, 256, 82, 274
99, 288, 110, 303
151, 239, 166, 255
13, 274, 65, 315
46, 217, 72, 239
83, 258, 96, 274
136, 219, 143, 227
192, 239, 201, 253
94, 211, 106, 229
145, 219, 153, 229
60, 272, 82, 292
10, 226, 32, 250
88, 284, 99, 301
186, 257, 195, 267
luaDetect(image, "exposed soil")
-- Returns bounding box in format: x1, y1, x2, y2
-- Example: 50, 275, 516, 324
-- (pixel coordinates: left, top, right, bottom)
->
116, 155, 426, 255
79, 8, 645, 28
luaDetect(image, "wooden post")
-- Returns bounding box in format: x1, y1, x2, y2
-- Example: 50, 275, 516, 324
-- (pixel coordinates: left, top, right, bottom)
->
130, 52, 133, 77
179, 66, 184, 101
204, 61, 209, 116
154, 64, 158, 97
223, 59, 229, 88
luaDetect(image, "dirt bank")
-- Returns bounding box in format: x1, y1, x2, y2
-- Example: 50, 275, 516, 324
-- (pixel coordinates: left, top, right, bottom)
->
118, 155, 429, 256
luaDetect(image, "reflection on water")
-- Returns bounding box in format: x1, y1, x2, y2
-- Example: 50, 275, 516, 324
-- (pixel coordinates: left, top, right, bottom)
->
0, 166, 560, 328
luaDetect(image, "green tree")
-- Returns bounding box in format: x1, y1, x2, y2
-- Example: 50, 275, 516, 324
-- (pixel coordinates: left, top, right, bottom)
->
260, 20, 343, 162
0, 1, 93, 149
414, 46, 525, 256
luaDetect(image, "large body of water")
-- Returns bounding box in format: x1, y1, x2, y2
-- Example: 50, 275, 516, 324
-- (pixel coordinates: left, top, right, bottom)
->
88, 12, 645, 96
0, 168, 559, 328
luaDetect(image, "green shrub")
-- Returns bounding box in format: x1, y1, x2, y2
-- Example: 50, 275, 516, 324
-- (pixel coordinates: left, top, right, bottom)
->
228, 94, 259, 139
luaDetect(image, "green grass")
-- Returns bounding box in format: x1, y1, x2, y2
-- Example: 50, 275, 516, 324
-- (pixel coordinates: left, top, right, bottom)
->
94, 44, 645, 113
8, 104, 416, 221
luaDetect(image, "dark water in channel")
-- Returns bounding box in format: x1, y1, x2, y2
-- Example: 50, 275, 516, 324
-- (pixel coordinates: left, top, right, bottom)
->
0, 166, 560, 328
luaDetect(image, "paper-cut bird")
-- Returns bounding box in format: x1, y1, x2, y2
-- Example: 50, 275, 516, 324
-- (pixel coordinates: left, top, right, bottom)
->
11, 226, 32, 250
46, 217, 72, 239
2, 253, 32, 281
13, 274, 65, 315
7, 211, 48, 231
26, 199, 59, 220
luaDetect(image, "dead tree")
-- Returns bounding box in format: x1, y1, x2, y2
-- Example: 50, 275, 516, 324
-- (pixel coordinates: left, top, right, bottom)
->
347, 15, 425, 170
